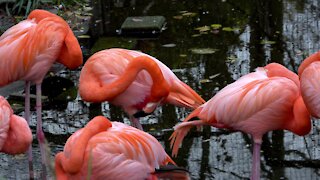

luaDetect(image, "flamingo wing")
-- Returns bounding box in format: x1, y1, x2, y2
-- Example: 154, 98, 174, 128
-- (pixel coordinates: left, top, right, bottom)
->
300, 61, 320, 118
57, 119, 173, 179
0, 17, 68, 86
200, 76, 299, 136
83, 122, 173, 179
95, 49, 154, 107
171, 66, 310, 156
102, 49, 205, 109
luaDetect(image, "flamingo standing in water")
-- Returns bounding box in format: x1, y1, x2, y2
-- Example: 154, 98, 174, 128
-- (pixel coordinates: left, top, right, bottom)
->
55, 116, 180, 180
79, 48, 205, 130
298, 51, 320, 118
0, 9, 83, 178
170, 63, 311, 180
0, 96, 32, 155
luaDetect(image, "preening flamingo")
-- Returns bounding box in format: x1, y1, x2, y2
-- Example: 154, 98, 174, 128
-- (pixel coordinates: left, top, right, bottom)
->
0, 9, 82, 177
79, 48, 205, 130
55, 116, 177, 180
170, 63, 311, 180
298, 51, 320, 118
0, 96, 32, 155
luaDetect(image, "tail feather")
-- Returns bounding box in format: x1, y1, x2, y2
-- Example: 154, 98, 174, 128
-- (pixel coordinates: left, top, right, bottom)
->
166, 81, 205, 109
170, 108, 205, 157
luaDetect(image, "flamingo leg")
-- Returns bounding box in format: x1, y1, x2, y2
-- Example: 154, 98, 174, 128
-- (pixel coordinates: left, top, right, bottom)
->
251, 142, 261, 180
130, 116, 143, 130
36, 83, 47, 179
25, 81, 34, 180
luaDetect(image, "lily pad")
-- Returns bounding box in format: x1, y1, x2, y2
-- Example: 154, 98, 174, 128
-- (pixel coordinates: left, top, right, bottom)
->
211, 24, 222, 29
179, 10, 188, 14
173, 15, 183, 20
182, 12, 197, 17
260, 40, 276, 45
222, 27, 241, 32
190, 48, 218, 54
191, 34, 201, 37
195, 26, 210, 32
226, 55, 238, 63
209, 73, 221, 79
200, 79, 212, 83
77, 35, 91, 39
162, 43, 176, 48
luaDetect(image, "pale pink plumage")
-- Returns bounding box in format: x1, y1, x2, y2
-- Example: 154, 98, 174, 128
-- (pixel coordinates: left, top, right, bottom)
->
55, 116, 174, 180
0, 96, 32, 154
170, 63, 311, 180
0, 9, 83, 178
298, 51, 320, 118
0, 15, 68, 85
79, 48, 204, 130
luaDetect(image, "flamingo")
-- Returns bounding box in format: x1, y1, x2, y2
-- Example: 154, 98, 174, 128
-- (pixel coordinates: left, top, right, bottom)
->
55, 116, 177, 180
170, 63, 311, 180
0, 96, 32, 155
0, 9, 83, 178
79, 48, 205, 130
298, 51, 320, 118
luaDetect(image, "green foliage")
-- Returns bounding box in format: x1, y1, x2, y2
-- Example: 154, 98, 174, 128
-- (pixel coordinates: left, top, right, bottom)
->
4, 0, 52, 17
3, 0, 87, 17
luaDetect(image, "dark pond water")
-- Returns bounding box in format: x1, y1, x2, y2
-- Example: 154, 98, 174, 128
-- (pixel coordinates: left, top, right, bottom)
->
1, 0, 320, 179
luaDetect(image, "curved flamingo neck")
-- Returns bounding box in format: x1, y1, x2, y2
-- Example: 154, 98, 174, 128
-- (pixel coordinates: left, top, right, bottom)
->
298, 51, 320, 76
285, 96, 311, 136
80, 56, 170, 103
58, 116, 112, 174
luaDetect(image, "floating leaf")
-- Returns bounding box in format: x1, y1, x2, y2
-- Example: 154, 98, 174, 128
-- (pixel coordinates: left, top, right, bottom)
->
77, 35, 91, 39
222, 27, 240, 32
182, 12, 197, 17
173, 15, 183, 20
295, 49, 303, 56
226, 55, 238, 63
179, 54, 187, 57
209, 73, 221, 79
200, 79, 212, 83
211, 24, 222, 29
195, 26, 210, 32
190, 48, 218, 54
191, 34, 201, 37
260, 40, 276, 45
162, 43, 176, 48
179, 10, 188, 14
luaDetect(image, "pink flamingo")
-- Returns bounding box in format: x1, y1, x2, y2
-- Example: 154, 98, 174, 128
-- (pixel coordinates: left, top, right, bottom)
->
79, 48, 205, 130
170, 63, 311, 180
298, 51, 320, 118
55, 116, 178, 180
0, 96, 32, 155
0, 9, 83, 178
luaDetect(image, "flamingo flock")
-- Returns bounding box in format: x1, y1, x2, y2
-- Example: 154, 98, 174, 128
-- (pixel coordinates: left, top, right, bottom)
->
0, 9, 318, 180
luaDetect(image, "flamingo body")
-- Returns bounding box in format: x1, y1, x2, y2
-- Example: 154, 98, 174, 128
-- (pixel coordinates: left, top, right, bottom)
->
170, 63, 311, 179
79, 48, 204, 129
298, 51, 320, 118
0, 9, 82, 86
0, 96, 32, 154
0, 9, 83, 178
55, 116, 174, 180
